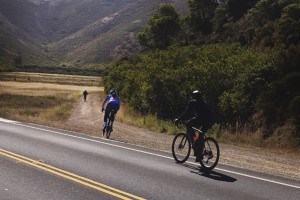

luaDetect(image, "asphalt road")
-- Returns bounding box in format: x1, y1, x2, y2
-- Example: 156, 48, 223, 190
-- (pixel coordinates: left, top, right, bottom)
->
0, 118, 299, 200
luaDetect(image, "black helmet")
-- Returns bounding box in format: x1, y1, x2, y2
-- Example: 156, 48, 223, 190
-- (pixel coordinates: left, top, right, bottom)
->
191, 90, 202, 99
110, 89, 117, 96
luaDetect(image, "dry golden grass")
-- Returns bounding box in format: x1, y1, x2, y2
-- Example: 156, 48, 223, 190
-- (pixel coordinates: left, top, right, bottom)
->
0, 72, 102, 86
116, 104, 177, 134
213, 120, 300, 151
218, 129, 264, 147
0, 72, 103, 124
0, 81, 102, 96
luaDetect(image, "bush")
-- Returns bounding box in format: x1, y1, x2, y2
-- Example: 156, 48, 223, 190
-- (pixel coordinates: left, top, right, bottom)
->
104, 43, 278, 123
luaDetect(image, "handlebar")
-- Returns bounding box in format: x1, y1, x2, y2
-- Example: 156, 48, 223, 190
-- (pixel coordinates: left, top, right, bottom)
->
174, 119, 203, 133
174, 119, 187, 128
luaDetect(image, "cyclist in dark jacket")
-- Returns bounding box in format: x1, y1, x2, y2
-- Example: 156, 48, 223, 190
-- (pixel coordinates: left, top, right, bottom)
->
175, 90, 213, 162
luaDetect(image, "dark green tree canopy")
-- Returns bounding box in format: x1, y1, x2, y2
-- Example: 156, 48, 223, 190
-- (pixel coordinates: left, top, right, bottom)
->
137, 4, 180, 50
277, 3, 300, 45
187, 0, 218, 34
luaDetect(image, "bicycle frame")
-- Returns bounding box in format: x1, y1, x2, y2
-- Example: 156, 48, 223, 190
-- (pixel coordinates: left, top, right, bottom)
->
108, 111, 115, 126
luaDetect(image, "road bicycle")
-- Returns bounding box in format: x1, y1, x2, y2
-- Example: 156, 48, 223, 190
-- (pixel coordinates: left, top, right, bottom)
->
172, 121, 220, 170
102, 109, 116, 139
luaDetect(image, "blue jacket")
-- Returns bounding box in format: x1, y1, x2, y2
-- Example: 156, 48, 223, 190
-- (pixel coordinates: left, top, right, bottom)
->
102, 95, 120, 107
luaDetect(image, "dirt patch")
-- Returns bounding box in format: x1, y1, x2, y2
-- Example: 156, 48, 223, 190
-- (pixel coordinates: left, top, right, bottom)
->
64, 94, 300, 180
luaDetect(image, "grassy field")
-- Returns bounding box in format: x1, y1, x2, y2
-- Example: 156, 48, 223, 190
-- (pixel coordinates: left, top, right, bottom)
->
0, 72, 103, 124
0, 72, 102, 86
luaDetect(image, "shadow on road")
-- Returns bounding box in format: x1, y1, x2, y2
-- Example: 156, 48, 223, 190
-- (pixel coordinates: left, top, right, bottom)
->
178, 163, 237, 182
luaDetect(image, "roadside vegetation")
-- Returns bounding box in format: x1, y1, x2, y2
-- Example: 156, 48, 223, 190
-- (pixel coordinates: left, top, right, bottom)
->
104, 0, 300, 149
116, 104, 178, 134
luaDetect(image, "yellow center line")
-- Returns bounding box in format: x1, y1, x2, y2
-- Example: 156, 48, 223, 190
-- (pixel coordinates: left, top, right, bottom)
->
0, 148, 146, 200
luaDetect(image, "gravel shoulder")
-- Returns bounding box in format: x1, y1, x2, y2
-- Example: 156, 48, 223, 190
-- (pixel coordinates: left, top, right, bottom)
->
61, 94, 300, 180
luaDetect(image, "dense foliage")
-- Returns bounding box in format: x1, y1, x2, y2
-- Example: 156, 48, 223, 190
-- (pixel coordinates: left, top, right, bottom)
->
104, 44, 277, 121
137, 4, 180, 50
105, 0, 299, 143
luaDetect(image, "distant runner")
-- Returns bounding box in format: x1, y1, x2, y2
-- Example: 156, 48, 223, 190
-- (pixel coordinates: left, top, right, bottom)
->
83, 90, 88, 102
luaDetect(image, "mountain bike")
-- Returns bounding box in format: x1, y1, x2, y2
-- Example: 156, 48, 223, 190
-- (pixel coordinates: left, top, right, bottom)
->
172, 121, 220, 170
102, 109, 116, 139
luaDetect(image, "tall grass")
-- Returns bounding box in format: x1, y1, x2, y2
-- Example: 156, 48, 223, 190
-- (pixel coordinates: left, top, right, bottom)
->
39, 93, 80, 121
209, 120, 299, 150
0, 93, 79, 122
116, 104, 180, 135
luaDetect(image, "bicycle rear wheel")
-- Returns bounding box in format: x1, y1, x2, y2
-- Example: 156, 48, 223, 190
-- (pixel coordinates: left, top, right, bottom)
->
199, 137, 220, 170
172, 133, 191, 163
104, 127, 111, 139
104, 115, 114, 139
103, 122, 111, 139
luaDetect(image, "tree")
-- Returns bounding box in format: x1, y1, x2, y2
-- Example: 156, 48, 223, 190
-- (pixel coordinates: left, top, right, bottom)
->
186, 0, 218, 34
137, 4, 180, 50
227, 0, 259, 20
277, 3, 300, 46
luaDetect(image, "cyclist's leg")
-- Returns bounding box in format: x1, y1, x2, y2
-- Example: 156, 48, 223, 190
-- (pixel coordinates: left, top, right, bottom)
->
186, 117, 204, 161
112, 104, 120, 115
195, 120, 213, 161
201, 121, 212, 145
109, 104, 119, 131
194, 136, 204, 161
185, 118, 197, 156
103, 105, 112, 130
185, 117, 196, 140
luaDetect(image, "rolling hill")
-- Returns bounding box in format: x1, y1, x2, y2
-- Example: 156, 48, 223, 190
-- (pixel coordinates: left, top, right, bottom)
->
0, 0, 187, 68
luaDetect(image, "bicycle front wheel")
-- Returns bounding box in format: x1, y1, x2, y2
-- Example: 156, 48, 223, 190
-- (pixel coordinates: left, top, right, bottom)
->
199, 137, 220, 170
172, 133, 191, 163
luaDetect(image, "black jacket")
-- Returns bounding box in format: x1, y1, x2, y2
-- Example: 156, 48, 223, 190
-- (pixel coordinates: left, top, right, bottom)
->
179, 98, 213, 122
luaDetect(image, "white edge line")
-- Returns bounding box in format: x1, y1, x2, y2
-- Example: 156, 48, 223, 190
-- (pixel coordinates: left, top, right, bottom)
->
2, 119, 300, 189
0, 118, 17, 123
213, 167, 300, 189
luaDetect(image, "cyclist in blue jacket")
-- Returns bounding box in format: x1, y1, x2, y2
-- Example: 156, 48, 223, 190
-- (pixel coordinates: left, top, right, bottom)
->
101, 89, 120, 131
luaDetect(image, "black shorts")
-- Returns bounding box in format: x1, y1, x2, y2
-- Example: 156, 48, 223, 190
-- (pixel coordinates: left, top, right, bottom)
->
185, 116, 212, 132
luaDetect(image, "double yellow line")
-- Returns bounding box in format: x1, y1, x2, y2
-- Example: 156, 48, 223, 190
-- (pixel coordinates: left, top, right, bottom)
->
0, 148, 145, 200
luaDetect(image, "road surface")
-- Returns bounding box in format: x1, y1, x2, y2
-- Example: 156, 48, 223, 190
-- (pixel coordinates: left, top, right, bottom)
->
1, 118, 299, 199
